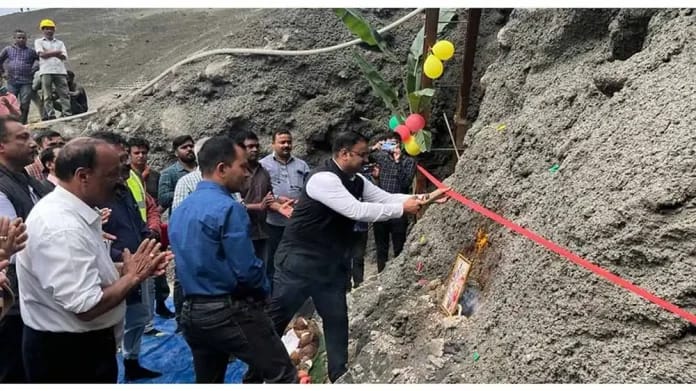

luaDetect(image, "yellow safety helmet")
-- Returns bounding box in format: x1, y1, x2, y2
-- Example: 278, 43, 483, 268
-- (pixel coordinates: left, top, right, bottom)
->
39, 19, 56, 29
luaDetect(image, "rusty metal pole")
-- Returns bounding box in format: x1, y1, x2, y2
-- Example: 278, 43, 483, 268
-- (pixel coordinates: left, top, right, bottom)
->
453, 9, 481, 150
414, 8, 439, 198
419, 8, 440, 95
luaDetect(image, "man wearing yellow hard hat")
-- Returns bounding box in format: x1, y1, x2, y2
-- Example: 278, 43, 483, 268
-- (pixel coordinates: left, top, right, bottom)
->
34, 19, 71, 120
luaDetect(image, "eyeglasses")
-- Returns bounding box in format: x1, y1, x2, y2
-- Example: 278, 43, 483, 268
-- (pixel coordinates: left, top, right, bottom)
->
348, 149, 369, 159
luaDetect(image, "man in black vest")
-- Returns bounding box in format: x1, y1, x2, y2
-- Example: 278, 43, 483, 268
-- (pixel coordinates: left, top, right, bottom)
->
0, 116, 50, 383
266, 131, 448, 382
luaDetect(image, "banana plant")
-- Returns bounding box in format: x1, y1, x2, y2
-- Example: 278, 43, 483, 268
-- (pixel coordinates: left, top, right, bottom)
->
335, 8, 458, 152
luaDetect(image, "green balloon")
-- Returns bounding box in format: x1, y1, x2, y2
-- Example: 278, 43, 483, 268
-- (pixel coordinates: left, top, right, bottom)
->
389, 115, 401, 130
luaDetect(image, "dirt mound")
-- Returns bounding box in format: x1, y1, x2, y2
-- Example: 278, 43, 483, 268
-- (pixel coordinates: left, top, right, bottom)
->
342, 8, 696, 383
5, 8, 510, 176
0, 9, 264, 109
9, 8, 469, 170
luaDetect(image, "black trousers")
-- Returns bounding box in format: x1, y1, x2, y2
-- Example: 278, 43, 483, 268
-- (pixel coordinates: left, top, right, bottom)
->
173, 278, 183, 325
22, 325, 117, 383
0, 264, 26, 383
0, 314, 26, 383
265, 224, 285, 287
267, 268, 349, 383
374, 215, 408, 273
154, 274, 170, 303
181, 295, 296, 384
252, 239, 267, 261
349, 231, 368, 290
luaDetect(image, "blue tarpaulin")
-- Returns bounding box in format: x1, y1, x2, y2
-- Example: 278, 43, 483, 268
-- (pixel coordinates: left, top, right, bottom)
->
116, 299, 247, 383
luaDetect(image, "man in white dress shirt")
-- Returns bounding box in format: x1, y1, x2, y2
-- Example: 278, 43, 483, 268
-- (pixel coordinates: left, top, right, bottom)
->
266, 131, 448, 382
17, 137, 172, 383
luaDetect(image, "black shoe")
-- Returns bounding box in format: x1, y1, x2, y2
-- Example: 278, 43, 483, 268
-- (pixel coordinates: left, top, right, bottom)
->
144, 328, 162, 336
156, 302, 175, 319
123, 359, 162, 381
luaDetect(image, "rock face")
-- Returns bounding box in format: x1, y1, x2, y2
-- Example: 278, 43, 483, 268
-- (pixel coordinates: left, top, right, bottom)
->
343, 8, 696, 383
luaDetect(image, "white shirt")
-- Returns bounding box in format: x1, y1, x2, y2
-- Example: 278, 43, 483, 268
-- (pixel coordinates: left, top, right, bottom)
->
305, 169, 412, 222
172, 169, 201, 210
34, 37, 68, 75
172, 169, 242, 210
17, 185, 125, 334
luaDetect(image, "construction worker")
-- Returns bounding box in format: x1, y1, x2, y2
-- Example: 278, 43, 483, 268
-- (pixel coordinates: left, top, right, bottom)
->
34, 19, 71, 120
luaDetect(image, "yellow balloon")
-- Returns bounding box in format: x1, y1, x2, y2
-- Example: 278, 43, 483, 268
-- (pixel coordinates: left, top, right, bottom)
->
404, 138, 421, 156
432, 40, 455, 61
423, 55, 443, 79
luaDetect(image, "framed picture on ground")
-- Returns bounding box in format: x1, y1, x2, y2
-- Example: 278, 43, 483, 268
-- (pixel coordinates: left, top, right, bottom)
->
440, 253, 473, 316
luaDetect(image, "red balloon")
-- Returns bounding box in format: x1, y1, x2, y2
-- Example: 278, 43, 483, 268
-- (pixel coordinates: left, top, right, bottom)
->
405, 114, 426, 133
395, 125, 411, 142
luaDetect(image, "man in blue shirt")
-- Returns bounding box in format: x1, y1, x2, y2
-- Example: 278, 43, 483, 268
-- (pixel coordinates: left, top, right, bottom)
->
169, 136, 296, 384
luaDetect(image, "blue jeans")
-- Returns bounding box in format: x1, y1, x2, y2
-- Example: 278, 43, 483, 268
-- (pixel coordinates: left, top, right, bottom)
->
122, 278, 153, 359
181, 295, 296, 383
6, 81, 33, 124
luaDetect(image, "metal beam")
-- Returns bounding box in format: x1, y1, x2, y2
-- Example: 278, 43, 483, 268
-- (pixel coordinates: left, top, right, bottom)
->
414, 8, 440, 198
453, 8, 482, 150
419, 8, 440, 97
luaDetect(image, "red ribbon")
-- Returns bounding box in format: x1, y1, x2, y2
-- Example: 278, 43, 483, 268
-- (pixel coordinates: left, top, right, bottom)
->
417, 165, 696, 325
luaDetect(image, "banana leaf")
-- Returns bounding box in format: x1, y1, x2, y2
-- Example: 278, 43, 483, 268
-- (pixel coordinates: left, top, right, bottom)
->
407, 88, 435, 115
414, 129, 433, 152
335, 8, 391, 54
352, 50, 405, 118
405, 52, 422, 96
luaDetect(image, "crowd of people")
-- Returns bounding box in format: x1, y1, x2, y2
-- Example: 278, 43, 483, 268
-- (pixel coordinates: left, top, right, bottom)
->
0, 19, 88, 124
0, 18, 451, 388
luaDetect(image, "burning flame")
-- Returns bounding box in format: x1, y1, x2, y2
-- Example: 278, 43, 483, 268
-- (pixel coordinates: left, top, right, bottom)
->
474, 227, 488, 255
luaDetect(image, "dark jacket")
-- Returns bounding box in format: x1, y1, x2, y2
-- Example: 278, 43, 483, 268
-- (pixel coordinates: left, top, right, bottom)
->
144, 169, 160, 200
0, 163, 51, 314
275, 159, 364, 283
0, 163, 50, 220
102, 184, 152, 304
